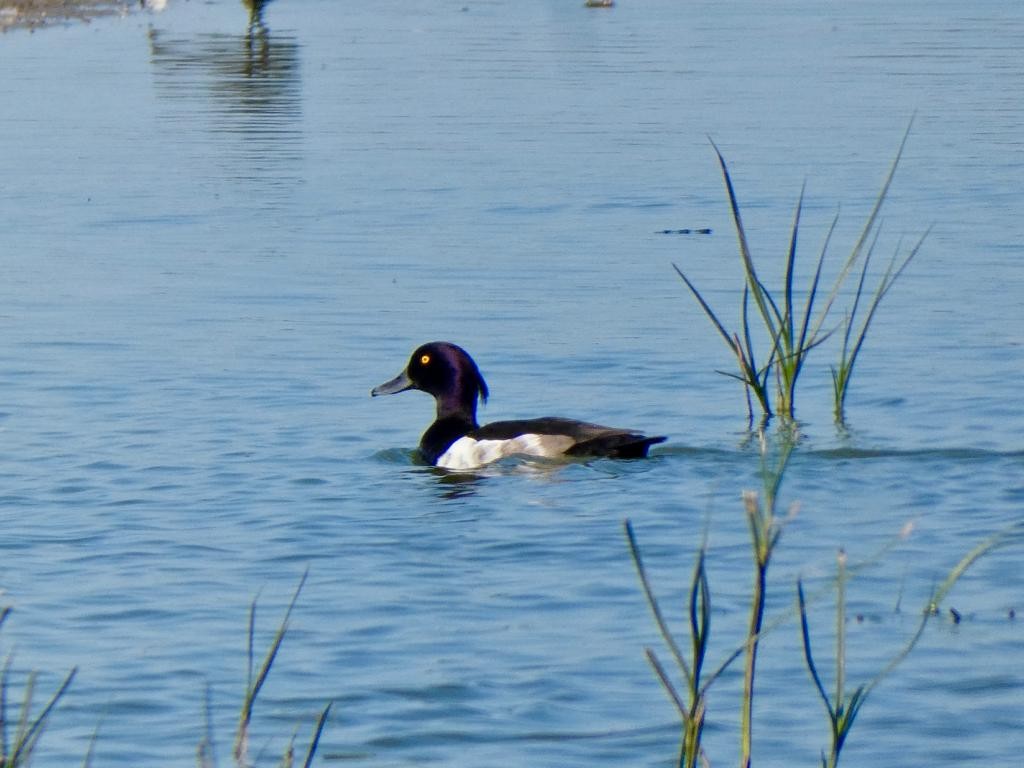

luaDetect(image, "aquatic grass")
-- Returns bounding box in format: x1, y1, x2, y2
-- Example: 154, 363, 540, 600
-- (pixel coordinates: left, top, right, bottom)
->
831, 226, 930, 422
625, 520, 712, 768
0, 578, 330, 768
676, 121, 923, 424
231, 570, 331, 768
625, 432, 796, 768
674, 148, 836, 424
81, 724, 99, 768
797, 553, 859, 768
629, 429, 1020, 768
738, 436, 795, 768
673, 264, 774, 422
198, 683, 216, 768
0, 607, 77, 768
626, 518, 759, 768
798, 522, 1024, 768
0, 667, 77, 768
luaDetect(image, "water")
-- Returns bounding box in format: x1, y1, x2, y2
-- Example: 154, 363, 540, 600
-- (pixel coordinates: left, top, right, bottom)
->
0, 0, 1022, 765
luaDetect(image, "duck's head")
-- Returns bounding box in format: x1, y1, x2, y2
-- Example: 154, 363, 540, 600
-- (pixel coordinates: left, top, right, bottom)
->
371, 341, 489, 421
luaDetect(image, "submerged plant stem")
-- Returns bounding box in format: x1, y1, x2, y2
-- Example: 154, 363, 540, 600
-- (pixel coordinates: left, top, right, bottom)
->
740, 552, 767, 768
739, 439, 792, 767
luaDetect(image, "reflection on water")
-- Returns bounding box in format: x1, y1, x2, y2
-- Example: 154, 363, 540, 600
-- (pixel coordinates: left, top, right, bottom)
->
147, 0, 301, 193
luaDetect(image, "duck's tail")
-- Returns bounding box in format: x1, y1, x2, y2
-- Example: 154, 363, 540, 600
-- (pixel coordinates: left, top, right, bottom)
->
567, 434, 667, 459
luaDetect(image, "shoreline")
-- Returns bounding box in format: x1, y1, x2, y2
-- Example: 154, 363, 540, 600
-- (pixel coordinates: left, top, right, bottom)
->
0, 0, 141, 32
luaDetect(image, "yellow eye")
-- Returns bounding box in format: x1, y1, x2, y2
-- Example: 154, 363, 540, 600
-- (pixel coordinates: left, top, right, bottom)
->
420, 354, 431, 365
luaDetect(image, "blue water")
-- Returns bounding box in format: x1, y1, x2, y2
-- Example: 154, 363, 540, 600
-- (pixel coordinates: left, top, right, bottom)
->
0, 0, 1022, 765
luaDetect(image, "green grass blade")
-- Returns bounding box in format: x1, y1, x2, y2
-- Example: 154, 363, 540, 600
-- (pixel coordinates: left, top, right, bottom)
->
773, 186, 808, 418
1, 660, 8, 763
197, 683, 216, 768
862, 522, 1023, 701
11, 672, 36, 764
741, 288, 772, 389
689, 548, 711, 689
852, 228, 928, 355
279, 733, 296, 768
758, 276, 786, 333
675, 263, 766, 413
245, 595, 258, 704
10, 667, 77, 767
301, 702, 333, 768
740, 285, 757, 372
841, 227, 881, 359
797, 580, 834, 719
740, 290, 773, 417
236, 569, 310, 764
929, 521, 1023, 609
1, 656, 11, 763
715, 369, 755, 384
709, 138, 755, 278
255, 571, 307, 707
709, 139, 781, 340
836, 683, 868, 751
81, 721, 101, 768
784, 184, 807, 347
833, 242, 884, 416
624, 520, 694, 689
673, 264, 736, 350
702, 642, 747, 694
795, 210, 839, 371
674, 262, 770, 417
844, 118, 914, 281
806, 118, 914, 347
645, 648, 689, 719
834, 551, 847, 714
834, 226, 928, 416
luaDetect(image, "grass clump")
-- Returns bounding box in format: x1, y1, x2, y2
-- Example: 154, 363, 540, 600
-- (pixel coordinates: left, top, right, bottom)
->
625, 521, 711, 768
200, 570, 331, 768
625, 435, 797, 768
738, 438, 794, 767
829, 225, 928, 421
676, 121, 927, 425
1, 574, 329, 768
0, 607, 77, 768
627, 434, 1018, 767
798, 525, 1023, 768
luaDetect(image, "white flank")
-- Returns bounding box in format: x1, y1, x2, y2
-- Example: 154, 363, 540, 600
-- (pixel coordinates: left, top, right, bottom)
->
437, 434, 575, 470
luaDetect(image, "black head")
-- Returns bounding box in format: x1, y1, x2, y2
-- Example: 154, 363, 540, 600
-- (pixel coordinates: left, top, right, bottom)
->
371, 341, 489, 422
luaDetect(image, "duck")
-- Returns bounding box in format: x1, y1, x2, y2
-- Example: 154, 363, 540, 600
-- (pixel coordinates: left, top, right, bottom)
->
371, 341, 666, 470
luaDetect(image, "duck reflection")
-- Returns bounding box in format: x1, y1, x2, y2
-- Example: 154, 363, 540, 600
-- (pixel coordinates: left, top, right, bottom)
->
434, 470, 486, 500
147, 0, 302, 191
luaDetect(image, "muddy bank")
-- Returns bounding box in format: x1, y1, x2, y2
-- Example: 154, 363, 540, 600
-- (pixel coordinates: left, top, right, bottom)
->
0, 0, 144, 32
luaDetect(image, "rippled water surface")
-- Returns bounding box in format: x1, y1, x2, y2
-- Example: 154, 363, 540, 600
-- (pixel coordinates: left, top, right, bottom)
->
1, 1, 1022, 765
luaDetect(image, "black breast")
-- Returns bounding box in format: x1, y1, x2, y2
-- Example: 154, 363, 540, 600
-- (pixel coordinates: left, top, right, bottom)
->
419, 416, 476, 465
